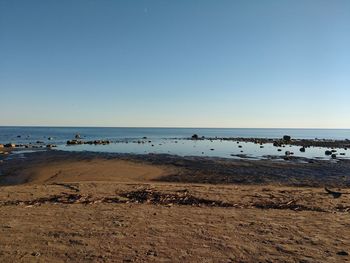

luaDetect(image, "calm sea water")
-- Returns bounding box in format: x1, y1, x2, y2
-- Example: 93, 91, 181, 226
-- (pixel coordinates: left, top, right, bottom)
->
1, 127, 349, 159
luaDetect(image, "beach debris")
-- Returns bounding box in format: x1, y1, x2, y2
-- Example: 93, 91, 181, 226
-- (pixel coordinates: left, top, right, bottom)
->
324, 187, 342, 198
51, 183, 80, 192
119, 189, 232, 207
31, 252, 41, 257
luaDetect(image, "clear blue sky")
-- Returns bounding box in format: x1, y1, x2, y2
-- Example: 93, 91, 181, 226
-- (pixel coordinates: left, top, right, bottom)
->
1, 0, 349, 128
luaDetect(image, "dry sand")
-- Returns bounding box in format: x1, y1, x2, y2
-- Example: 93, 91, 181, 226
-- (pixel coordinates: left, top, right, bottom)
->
0, 151, 349, 262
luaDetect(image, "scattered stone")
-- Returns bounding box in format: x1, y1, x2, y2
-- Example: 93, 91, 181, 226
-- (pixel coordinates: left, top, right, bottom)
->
325, 150, 332, 156
260, 146, 264, 148
31, 252, 41, 257
337, 251, 349, 256
300, 147, 306, 152
238, 145, 242, 148
17, 135, 21, 138
46, 144, 57, 148
210, 148, 214, 151
340, 153, 346, 156
277, 149, 282, 152
67, 140, 83, 145
285, 151, 291, 156
331, 154, 337, 159
191, 134, 199, 140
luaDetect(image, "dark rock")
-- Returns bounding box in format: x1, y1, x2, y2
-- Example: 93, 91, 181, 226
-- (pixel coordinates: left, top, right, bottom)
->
325, 150, 332, 155
331, 154, 337, 159
300, 147, 306, 152
283, 135, 291, 141
67, 140, 83, 145
46, 144, 57, 148
4, 143, 16, 148
337, 251, 349, 256
75, 133, 81, 139
191, 134, 199, 140
277, 149, 282, 152
285, 151, 291, 156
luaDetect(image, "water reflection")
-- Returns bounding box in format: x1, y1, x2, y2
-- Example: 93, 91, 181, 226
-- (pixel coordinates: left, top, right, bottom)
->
56, 139, 350, 160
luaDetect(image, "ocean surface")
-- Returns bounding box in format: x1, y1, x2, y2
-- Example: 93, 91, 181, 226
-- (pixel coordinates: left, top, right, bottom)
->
1, 127, 349, 160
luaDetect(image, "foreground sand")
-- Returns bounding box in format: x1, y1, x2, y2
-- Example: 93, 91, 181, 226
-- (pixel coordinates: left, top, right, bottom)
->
0, 151, 350, 262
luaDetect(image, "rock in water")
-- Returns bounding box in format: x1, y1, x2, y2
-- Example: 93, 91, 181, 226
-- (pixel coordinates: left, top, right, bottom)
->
283, 135, 291, 141
300, 147, 306, 152
191, 134, 199, 140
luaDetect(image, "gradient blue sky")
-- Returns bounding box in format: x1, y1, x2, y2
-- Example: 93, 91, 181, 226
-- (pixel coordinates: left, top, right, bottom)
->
1, 0, 349, 128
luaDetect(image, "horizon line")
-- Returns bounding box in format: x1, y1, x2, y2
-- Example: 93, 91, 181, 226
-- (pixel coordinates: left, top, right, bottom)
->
0, 125, 349, 130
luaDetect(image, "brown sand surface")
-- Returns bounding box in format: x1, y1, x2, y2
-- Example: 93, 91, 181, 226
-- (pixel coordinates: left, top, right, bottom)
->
15, 159, 173, 184
0, 151, 350, 262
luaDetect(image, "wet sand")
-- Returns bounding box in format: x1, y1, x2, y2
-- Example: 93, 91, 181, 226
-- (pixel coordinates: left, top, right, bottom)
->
0, 150, 349, 262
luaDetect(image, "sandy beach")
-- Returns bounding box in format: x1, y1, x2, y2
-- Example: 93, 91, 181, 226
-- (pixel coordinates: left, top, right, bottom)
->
0, 150, 349, 262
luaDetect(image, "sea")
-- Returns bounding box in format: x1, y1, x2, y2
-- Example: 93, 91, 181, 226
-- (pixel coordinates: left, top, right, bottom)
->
1, 127, 349, 160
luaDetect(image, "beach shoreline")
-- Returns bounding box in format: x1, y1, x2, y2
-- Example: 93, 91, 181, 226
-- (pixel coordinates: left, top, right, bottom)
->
0, 149, 349, 262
